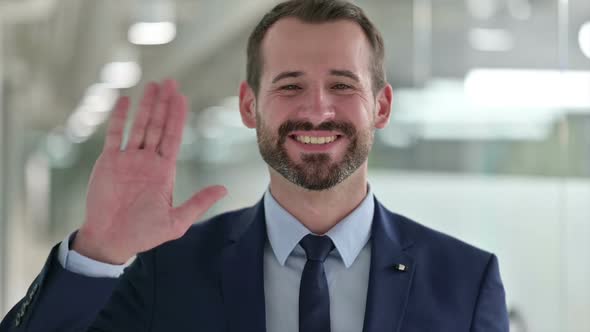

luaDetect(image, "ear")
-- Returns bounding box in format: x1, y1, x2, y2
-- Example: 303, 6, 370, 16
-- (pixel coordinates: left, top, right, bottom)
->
239, 81, 257, 129
374, 84, 393, 129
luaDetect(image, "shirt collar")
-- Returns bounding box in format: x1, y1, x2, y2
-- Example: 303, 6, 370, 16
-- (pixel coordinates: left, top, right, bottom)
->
264, 185, 374, 268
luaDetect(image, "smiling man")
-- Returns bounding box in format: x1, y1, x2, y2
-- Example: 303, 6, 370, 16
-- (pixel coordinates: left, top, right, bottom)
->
0, 1, 508, 331
248, 16, 388, 236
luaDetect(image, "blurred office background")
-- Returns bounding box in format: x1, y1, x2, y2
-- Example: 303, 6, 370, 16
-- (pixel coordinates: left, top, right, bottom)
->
0, 0, 589, 330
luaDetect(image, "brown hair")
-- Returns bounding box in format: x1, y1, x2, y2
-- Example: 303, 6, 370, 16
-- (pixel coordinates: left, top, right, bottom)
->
246, 0, 386, 96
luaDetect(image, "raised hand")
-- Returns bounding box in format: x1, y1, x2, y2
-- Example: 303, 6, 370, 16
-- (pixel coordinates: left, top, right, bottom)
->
72, 80, 227, 264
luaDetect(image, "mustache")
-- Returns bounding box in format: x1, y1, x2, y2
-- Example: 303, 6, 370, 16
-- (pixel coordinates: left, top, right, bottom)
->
277, 120, 357, 142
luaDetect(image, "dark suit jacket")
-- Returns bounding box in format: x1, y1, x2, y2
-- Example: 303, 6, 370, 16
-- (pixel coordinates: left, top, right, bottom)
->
1, 197, 509, 331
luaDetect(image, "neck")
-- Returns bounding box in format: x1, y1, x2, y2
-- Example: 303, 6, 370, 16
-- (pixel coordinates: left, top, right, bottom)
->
268, 162, 369, 235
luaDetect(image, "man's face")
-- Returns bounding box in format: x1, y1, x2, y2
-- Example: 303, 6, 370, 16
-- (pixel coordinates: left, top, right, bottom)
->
243, 18, 389, 191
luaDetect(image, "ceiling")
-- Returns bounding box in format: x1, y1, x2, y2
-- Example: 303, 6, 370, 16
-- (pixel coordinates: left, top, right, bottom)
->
1, 0, 589, 133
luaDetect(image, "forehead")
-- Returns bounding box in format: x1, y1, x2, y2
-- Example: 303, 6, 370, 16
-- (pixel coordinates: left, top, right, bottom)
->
260, 18, 372, 80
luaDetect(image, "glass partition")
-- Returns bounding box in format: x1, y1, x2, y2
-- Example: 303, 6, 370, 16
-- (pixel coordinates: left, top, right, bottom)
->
0, 1, 588, 330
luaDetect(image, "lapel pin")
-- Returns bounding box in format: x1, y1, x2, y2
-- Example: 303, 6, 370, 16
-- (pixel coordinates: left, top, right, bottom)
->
394, 263, 408, 272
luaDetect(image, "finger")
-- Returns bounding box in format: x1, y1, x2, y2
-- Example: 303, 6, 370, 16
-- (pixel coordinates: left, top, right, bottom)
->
159, 94, 187, 160
144, 79, 178, 151
103, 96, 130, 151
126, 82, 159, 150
172, 185, 228, 230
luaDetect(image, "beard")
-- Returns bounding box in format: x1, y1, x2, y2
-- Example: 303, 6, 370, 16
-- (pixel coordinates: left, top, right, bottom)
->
256, 114, 373, 191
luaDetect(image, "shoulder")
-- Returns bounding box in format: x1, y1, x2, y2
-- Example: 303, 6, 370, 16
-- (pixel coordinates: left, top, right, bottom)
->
152, 203, 259, 261
380, 204, 493, 266
378, 205, 500, 302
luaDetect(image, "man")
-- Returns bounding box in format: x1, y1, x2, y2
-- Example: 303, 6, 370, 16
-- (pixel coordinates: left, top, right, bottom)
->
0, 0, 509, 331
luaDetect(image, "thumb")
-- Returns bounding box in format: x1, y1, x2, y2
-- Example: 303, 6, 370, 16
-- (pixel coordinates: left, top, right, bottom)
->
172, 185, 228, 227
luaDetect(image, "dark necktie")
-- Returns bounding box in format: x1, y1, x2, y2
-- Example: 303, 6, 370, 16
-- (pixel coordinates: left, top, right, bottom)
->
299, 234, 335, 332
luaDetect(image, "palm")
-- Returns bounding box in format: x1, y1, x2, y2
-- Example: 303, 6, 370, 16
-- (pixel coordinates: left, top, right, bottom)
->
87, 151, 174, 250
75, 80, 227, 264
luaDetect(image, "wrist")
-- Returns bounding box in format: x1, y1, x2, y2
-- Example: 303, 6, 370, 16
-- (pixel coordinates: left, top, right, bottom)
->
72, 227, 132, 265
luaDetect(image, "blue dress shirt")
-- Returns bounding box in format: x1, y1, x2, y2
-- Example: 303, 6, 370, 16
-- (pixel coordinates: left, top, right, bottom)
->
263, 188, 374, 332
58, 187, 375, 332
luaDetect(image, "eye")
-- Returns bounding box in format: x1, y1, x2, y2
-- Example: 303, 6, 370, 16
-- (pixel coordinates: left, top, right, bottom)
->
280, 84, 301, 90
332, 83, 352, 90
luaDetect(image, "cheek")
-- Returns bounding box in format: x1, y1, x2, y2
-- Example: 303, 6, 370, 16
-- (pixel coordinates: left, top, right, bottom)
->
332, 97, 374, 124
260, 98, 296, 122
261, 93, 374, 125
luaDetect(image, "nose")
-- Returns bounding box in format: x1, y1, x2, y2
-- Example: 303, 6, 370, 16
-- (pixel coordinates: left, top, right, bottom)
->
297, 86, 335, 125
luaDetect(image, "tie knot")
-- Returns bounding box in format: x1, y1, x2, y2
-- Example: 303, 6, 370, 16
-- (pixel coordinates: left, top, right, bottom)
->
299, 234, 335, 262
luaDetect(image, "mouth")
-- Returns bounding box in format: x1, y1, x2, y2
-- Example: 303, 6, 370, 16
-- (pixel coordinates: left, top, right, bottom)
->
290, 134, 340, 144
287, 132, 345, 152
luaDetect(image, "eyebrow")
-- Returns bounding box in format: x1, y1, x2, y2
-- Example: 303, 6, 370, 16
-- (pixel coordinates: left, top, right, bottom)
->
329, 69, 360, 83
272, 71, 304, 84
271, 69, 361, 84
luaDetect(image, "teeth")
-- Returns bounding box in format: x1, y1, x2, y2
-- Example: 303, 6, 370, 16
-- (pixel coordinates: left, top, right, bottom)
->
295, 135, 338, 145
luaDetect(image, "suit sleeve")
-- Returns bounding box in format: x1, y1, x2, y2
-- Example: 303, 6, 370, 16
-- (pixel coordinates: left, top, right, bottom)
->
0, 244, 119, 332
470, 254, 509, 332
86, 249, 157, 332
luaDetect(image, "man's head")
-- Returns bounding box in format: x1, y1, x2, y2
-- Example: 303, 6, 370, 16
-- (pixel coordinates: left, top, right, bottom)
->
246, 0, 386, 97
239, 0, 393, 191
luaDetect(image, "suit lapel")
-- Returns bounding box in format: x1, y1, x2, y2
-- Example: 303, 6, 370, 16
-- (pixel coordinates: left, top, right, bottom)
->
220, 200, 267, 332
362, 199, 416, 332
